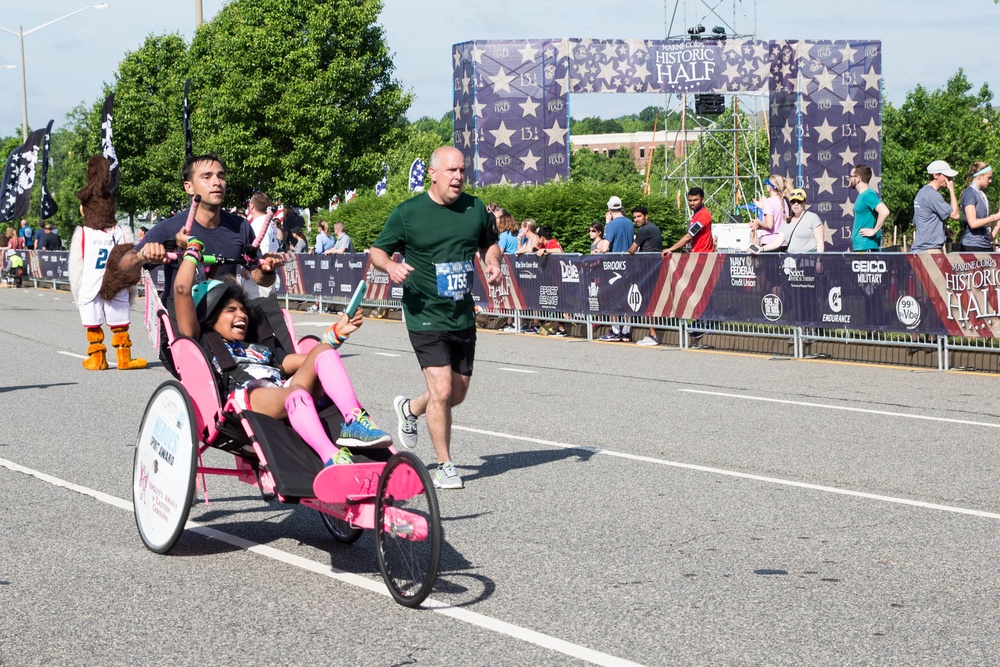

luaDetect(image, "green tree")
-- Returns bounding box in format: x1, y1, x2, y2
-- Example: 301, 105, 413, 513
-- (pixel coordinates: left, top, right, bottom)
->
409, 112, 453, 146
45, 119, 93, 240
882, 69, 1000, 231
187, 0, 410, 209
107, 33, 190, 219
571, 146, 641, 186
382, 129, 445, 194
570, 117, 625, 135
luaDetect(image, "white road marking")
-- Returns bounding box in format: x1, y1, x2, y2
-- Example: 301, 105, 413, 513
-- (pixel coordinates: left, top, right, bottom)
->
499, 368, 537, 374
680, 389, 1000, 429
374, 352, 400, 357
58, 350, 117, 368
452, 426, 1000, 521
0, 457, 645, 667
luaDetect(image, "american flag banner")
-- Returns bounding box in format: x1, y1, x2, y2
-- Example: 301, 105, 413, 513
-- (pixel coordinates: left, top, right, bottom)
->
375, 162, 388, 196
908, 252, 1000, 338
183, 78, 193, 159
0, 128, 45, 223
40, 119, 58, 220
100, 93, 120, 195
363, 253, 396, 302
479, 255, 527, 310
648, 252, 726, 319
344, 189, 356, 203
0, 146, 20, 223
408, 158, 426, 192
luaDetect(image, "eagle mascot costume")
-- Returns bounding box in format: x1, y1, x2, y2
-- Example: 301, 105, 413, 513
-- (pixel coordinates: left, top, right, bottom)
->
68, 155, 147, 371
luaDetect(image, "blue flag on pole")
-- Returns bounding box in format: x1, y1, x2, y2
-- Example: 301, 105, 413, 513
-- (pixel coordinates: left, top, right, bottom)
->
375, 162, 388, 196
409, 158, 426, 192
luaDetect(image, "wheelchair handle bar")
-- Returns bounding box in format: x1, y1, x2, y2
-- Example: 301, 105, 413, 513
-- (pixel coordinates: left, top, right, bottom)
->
180, 194, 202, 236
161, 251, 263, 269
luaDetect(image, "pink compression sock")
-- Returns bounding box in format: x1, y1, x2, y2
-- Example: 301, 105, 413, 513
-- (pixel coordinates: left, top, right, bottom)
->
284, 388, 339, 463
314, 348, 363, 421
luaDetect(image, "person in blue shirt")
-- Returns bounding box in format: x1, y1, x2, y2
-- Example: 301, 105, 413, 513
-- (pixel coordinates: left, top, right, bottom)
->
599, 196, 635, 342
602, 196, 634, 253
495, 208, 519, 254
314, 221, 336, 254
18, 220, 34, 250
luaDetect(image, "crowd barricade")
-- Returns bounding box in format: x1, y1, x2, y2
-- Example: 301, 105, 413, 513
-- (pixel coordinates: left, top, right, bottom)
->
7, 248, 1000, 371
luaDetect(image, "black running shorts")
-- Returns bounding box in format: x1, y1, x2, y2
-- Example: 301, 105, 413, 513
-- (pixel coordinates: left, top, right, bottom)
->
407, 327, 477, 376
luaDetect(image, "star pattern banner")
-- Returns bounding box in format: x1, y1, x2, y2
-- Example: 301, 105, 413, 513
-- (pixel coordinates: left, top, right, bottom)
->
0, 128, 45, 223
0, 146, 20, 223
768, 41, 882, 252
454, 38, 880, 251
453, 40, 570, 187
408, 158, 426, 192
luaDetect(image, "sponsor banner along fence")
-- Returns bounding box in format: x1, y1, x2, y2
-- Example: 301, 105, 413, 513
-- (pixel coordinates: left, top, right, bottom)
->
6, 249, 998, 338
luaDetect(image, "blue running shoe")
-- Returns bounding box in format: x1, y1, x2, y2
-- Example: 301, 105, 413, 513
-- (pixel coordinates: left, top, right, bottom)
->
326, 447, 354, 466
336, 409, 393, 448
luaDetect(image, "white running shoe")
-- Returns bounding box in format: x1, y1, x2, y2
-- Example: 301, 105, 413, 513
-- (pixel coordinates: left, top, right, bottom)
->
433, 461, 464, 489
393, 396, 419, 450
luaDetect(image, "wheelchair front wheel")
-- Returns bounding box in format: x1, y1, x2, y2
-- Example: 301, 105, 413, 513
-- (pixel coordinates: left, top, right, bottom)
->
132, 381, 198, 554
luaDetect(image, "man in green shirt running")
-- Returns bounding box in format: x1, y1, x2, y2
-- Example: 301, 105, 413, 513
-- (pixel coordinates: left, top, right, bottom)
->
369, 146, 502, 489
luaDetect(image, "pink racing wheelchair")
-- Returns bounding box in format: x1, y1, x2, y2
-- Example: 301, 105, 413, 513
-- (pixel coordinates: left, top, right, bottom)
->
131, 253, 441, 607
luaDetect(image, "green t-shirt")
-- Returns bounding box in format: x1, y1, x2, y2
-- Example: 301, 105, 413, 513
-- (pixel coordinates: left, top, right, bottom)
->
373, 192, 490, 332
852, 188, 883, 251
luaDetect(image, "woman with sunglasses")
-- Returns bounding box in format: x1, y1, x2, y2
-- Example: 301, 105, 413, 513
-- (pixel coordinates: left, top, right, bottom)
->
589, 222, 610, 254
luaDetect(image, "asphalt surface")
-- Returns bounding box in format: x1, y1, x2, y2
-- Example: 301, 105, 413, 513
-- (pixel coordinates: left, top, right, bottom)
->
1, 286, 998, 666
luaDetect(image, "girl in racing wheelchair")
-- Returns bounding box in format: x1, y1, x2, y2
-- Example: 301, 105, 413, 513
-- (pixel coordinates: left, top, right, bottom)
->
173, 236, 391, 467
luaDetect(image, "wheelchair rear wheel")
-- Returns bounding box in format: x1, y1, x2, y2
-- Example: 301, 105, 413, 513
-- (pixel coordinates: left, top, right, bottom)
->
319, 512, 364, 544
132, 381, 198, 554
374, 451, 441, 607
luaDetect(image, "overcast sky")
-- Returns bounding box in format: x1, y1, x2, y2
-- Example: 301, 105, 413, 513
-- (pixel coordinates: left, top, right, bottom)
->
0, 0, 995, 134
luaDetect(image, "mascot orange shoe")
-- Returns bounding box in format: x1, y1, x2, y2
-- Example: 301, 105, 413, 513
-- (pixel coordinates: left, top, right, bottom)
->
69, 156, 147, 371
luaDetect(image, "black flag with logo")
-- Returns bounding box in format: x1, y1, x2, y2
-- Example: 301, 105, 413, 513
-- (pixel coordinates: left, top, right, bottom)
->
40, 119, 58, 220
0, 128, 45, 222
100, 93, 120, 194
184, 78, 193, 158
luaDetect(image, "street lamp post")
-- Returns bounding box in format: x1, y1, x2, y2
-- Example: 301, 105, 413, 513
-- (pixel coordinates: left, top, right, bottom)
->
0, 4, 110, 142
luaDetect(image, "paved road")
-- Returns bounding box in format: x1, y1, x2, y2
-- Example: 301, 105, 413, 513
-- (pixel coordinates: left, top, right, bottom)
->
1, 287, 998, 666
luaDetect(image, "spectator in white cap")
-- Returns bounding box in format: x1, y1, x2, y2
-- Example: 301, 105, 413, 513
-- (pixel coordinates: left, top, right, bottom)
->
599, 196, 635, 342
603, 196, 633, 253
912, 160, 960, 253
